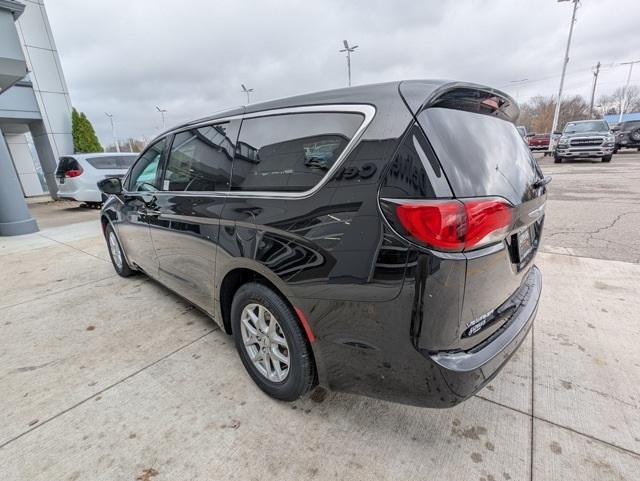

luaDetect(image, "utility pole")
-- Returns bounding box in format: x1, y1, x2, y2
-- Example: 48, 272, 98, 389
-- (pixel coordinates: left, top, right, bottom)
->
241, 84, 254, 104
105, 112, 120, 152
339, 40, 358, 87
588, 61, 601, 119
155, 106, 167, 130
548, 0, 579, 153
618, 59, 640, 123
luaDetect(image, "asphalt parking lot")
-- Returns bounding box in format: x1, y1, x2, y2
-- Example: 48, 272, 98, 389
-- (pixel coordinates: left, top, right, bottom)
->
1, 152, 639, 480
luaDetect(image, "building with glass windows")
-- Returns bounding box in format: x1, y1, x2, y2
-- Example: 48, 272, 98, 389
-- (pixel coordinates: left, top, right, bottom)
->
0, 0, 72, 235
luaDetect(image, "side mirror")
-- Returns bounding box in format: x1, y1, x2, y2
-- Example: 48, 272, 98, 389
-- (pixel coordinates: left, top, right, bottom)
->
98, 177, 123, 195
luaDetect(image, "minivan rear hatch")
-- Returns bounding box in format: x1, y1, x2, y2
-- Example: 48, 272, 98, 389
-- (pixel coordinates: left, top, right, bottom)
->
399, 82, 547, 350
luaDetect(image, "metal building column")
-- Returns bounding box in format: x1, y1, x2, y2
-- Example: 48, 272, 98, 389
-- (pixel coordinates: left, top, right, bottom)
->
0, 131, 38, 236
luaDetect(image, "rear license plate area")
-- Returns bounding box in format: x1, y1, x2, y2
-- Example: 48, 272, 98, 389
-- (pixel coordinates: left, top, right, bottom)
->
514, 225, 535, 269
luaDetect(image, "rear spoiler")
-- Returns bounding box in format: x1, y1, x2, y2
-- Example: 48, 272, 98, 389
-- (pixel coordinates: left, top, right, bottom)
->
399, 80, 519, 123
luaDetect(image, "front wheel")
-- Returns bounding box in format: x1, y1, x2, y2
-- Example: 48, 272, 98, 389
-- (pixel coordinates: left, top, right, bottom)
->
105, 223, 135, 277
554, 154, 562, 164
231, 282, 316, 401
602, 155, 612, 163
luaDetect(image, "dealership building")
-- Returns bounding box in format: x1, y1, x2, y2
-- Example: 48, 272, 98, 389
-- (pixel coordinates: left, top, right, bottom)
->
0, 0, 72, 235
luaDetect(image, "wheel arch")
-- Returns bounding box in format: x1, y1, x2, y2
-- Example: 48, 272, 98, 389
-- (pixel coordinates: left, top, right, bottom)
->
218, 264, 298, 336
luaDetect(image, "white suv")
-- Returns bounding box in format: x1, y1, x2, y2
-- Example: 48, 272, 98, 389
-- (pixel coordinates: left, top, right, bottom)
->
56, 153, 137, 203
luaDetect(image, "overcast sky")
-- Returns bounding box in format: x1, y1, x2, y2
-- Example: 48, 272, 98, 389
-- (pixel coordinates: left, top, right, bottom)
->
46, 0, 640, 144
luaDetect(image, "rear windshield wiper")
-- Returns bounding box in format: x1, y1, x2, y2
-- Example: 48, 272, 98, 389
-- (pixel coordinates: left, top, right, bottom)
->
532, 176, 552, 189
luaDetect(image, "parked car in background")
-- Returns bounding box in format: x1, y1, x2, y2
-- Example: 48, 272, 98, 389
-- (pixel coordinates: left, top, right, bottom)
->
613, 120, 640, 152
555, 120, 615, 163
56, 153, 138, 205
528, 133, 550, 151
98, 80, 547, 408
516, 125, 528, 138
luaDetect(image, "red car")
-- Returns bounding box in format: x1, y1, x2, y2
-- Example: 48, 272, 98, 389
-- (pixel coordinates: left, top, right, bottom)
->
528, 133, 550, 150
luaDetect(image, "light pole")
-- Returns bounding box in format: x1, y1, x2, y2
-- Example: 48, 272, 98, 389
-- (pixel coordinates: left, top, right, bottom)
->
618, 59, 640, 123
588, 61, 601, 119
105, 112, 120, 153
509, 78, 529, 103
548, 0, 579, 154
156, 106, 167, 130
339, 40, 358, 87
241, 84, 254, 104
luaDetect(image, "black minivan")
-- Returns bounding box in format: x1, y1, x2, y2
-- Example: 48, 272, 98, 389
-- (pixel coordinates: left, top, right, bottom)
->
99, 80, 547, 407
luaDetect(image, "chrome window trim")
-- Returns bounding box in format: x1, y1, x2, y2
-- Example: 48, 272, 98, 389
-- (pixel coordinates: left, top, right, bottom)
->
127, 104, 376, 200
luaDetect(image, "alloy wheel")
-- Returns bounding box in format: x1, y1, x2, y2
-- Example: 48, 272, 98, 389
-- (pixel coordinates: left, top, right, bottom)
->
240, 303, 290, 382
108, 231, 123, 270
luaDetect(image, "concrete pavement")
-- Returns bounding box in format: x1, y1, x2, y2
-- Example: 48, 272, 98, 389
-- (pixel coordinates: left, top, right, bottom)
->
1, 153, 639, 480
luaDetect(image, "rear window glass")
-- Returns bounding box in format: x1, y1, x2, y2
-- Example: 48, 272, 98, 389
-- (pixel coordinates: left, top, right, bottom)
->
231, 112, 363, 192
418, 108, 540, 203
86, 155, 137, 169
56, 157, 80, 175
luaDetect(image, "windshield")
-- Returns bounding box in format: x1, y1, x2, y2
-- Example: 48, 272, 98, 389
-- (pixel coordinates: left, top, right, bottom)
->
563, 121, 609, 134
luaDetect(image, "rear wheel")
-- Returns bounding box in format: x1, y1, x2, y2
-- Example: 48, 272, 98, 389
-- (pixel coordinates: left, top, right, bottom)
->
105, 224, 135, 277
602, 155, 612, 163
231, 282, 315, 401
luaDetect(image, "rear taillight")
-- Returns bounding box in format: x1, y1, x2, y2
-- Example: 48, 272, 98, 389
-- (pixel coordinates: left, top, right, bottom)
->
392, 197, 513, 252
65, 168, 82, 178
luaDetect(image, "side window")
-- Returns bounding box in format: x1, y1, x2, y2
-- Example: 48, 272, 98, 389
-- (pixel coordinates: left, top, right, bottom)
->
163, 122, 238, 192
231, 112, 363, 192
127, 139, 164, 191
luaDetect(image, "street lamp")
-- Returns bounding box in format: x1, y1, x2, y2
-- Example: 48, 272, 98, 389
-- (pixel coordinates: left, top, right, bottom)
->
618, 59, 640, 123
105, 112, 120, 153
241, 84, 254, 104
509, 78, 529, 103
548, 0, 579, 153
156, 106, 167, 130
339, 40, 358, 87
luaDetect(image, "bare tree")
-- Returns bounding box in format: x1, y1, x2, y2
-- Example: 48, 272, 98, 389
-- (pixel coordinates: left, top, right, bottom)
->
518, 95, 590, 133
104, 138, 145, 153
597, 85, 640, 115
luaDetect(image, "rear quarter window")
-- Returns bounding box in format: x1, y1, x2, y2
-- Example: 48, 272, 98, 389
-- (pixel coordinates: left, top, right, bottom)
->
231, 112, 363, 192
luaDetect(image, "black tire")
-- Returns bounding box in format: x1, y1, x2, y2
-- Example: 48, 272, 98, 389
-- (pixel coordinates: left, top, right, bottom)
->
231, 282, 315, 401
629, 127, 640, 143
602, 155, 612, 163
554, 154, 562, 164
105, 223, 135, 277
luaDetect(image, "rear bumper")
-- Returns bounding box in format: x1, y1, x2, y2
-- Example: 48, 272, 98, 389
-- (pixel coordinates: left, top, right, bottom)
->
428, 265, 540, 399
56, 181, 102, 202
303, 265, 541, 408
